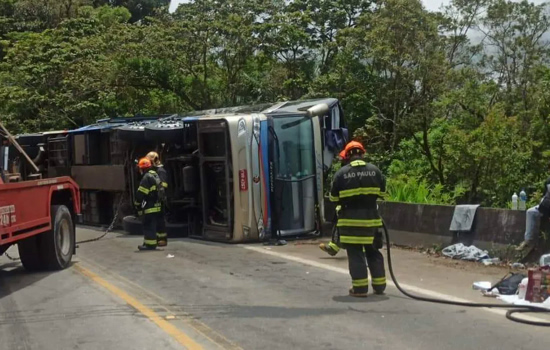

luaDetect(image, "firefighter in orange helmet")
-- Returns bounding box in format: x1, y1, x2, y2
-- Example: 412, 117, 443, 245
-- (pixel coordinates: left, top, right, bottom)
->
329, 140, 387, 297
135, 158, 163, 251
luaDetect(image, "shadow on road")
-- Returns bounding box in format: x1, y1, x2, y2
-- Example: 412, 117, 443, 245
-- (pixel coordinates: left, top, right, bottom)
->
198, 305, 350, 319
0, 265, 54, 301
332, 294, 390, 303
318, 256, 347, 261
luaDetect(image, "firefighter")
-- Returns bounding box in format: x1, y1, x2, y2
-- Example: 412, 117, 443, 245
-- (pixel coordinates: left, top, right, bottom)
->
329, 141, 387, 297
319, 149, 349, 256
135, 158, 163, 251
146, 151, 168, 247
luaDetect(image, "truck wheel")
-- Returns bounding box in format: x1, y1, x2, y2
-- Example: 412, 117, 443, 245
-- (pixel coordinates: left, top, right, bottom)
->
41, 205, 74, 270
166, 222, 188, 238
18, 235, 44, 271
123, 215, 143, 235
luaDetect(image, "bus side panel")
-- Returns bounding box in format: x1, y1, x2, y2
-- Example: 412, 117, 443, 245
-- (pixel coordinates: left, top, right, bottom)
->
236, 116, 254, 241
312, 116, 325, 225
251, 114, 264, 240
259, 120, 271, 236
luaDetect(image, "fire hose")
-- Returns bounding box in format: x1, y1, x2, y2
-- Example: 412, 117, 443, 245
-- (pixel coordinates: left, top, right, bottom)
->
77, 157, 131, 245
76, 192, 126, 245
382, 220, 550, 327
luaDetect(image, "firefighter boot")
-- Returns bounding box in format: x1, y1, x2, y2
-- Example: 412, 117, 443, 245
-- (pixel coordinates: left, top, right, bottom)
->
349, 287, 368, 298
157, 233, 168, 247
319, 242, 339, 256
138, 244, 157, 251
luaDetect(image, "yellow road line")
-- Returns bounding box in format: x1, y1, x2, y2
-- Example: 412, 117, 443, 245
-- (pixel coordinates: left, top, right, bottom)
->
79, 257, 242, 350
74, 264, 203, 350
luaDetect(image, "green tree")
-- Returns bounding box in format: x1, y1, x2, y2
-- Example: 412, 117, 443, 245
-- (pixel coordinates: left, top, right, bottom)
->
93, 0, 169, 22
0, 6, 131, 132
480, 0, 550, 114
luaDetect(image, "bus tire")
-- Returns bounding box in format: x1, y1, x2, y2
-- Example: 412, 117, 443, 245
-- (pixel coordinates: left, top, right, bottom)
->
18, 235, 44, 272
41, 205, 74, 270
144, 126, 183, 144
118, 127, 147, 143
123, 215, 143, 235
16, 133, 45, 146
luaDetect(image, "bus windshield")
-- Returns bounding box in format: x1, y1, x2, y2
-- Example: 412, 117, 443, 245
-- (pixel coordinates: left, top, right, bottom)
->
272, 115, 314, 180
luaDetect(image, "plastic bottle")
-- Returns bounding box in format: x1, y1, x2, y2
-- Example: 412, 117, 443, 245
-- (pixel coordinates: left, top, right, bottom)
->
512, 192, 518, 210
519, 189, 527, 211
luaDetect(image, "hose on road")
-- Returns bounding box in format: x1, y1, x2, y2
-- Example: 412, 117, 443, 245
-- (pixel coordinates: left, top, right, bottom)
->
382, 221, 550, 327
76, 192, 126, 245
76, 157, 130, 245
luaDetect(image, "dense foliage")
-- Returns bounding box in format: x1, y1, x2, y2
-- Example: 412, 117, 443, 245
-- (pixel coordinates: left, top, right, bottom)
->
1, 0, 549, 207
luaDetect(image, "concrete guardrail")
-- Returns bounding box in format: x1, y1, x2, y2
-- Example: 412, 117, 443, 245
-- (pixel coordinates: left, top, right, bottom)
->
322, 199, 540, 251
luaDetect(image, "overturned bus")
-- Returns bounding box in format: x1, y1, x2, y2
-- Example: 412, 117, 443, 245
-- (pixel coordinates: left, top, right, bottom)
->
5, 98, 348, 243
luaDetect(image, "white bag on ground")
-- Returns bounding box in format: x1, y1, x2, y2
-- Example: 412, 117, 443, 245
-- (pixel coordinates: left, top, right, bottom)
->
441, 243, 490, 261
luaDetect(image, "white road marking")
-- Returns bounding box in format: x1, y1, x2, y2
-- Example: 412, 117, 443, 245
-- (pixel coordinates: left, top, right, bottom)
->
241, 245, 549, 324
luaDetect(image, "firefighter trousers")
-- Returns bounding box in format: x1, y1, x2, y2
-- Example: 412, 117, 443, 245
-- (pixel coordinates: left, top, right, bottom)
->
157, 209, 167, 245
345, 239, 386, 294
142, 213, 161, 248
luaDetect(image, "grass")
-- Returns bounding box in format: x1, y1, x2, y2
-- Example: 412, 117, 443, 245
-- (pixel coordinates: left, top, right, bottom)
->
385, 176, 465, 206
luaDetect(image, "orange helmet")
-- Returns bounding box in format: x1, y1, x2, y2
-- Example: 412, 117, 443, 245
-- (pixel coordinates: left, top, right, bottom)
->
137, 158, 152, 170
344, 141, 365, 157
339, 150, 347, 160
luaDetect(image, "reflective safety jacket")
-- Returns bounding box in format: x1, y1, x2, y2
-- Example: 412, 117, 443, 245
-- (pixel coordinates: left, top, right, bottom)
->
329, 158, 386, 245
134, 170, 162, 215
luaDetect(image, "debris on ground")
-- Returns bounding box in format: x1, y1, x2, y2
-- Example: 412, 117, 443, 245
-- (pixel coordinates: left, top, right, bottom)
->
481, 289, 501, 297
442, 243, 489, 261
498, 294, 550, 309
510, 262, 525, 269
472, 281, 501, 297
481, 258, 500, 266
473, 272, 526, 298
166, 254, 175, 258
472, 281, 492, 291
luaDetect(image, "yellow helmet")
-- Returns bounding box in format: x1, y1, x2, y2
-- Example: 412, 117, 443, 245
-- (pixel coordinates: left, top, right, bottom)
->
146, 151, 161, 166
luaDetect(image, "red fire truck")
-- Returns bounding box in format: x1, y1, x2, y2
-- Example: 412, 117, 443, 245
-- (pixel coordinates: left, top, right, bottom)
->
0, 122, 80, 271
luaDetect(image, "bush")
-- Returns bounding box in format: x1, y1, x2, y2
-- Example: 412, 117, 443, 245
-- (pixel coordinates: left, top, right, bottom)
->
386, 175, 466, 205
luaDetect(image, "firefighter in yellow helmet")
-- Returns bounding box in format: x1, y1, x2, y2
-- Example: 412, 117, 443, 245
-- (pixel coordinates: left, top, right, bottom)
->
329, 141, 387, 297
135, 158, 163, 251
146, 151, 168, 247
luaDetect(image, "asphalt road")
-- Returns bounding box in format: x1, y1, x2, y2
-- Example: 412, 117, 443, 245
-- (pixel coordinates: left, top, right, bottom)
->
1, 227, 549, 350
